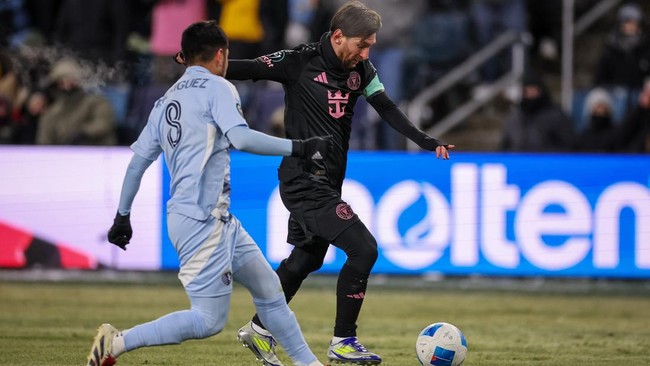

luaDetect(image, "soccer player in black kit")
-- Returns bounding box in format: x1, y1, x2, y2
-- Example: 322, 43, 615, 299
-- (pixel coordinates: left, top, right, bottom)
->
178, 1, 454, 365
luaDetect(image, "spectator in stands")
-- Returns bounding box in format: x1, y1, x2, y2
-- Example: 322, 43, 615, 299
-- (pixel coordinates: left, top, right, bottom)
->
213, 0, 289, 139
527, 0, 561, 64
575, 87, 623, 152
217, 0, 266, 59
22, 0, 64, 45
286, 0, 317, 46
53, 0, 130, 68
594, 2, 650, 90
53, 0, 133, 141
213, 0, 288, 60
308, 0, 335, 42
469, 0, 527, 83
363, 0, 427, 150
107, 0, 166, 146
13, 89, 49, 144
620, 80, 650, 152
0, 95, 13, 143
261, 0, 290, 54
501, 72, 574, 151
123, 0, 157, 87
36, 58, 117, 145
0, 48, 47, 145
0, 0, 30, 48
149, 0, 206, 85
402, 0, 474, 130
0, 51, 28, 126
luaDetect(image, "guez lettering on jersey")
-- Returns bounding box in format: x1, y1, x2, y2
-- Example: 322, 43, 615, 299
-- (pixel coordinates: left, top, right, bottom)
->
172, 78, 209, 91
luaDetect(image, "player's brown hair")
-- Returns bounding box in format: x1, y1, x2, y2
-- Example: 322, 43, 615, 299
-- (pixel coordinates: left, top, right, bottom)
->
330, 1, 382, 39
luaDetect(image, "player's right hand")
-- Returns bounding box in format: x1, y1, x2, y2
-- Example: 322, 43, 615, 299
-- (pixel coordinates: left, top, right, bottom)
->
436, 144, 455, 160
292, 135, 333, 161
107, 211, 132, 250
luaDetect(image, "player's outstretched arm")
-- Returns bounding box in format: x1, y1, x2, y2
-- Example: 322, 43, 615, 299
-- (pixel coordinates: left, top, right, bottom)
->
175, 50, 260, 80
368, 91, 455, 159
107, 154, 154, 250
226, 125, 332, 160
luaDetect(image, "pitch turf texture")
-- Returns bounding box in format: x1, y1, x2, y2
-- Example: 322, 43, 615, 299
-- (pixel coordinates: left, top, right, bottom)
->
1, 273, 649, 365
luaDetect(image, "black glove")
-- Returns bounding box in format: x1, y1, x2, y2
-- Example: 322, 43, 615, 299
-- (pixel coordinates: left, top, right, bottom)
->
107, 211, 132, 250
291, 135, 333, 161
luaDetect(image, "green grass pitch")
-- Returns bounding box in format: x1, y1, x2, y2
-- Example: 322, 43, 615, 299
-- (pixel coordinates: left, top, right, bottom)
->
1, 275, 649, 365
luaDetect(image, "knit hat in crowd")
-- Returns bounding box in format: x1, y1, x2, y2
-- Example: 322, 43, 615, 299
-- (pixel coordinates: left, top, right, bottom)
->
47, 58, 83, 83
618, 2, 643, 23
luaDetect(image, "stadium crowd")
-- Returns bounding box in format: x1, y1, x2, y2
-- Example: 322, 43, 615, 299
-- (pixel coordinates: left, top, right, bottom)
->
0, 0, 648, 152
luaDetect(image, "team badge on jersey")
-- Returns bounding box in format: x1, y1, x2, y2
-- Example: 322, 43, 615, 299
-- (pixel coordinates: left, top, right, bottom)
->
347, 71, 361, 90
336, 203, 355, 220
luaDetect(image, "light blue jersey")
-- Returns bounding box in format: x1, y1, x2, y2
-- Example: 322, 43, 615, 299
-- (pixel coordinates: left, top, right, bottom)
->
115, 65, 319, 366
131, 66, 246, 221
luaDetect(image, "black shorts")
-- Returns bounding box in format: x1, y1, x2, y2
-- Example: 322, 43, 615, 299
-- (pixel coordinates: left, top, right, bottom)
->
279, 175, 360, 247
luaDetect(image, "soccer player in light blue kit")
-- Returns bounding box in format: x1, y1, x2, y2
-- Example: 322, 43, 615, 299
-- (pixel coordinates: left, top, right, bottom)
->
85, 20, 331, 366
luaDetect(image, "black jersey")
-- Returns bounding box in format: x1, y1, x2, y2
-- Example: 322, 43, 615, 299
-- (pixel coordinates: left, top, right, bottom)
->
227, 32, 385, 190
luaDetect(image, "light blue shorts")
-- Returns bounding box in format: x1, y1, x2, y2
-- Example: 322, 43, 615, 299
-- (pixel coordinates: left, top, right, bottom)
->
167, 212, 261, 297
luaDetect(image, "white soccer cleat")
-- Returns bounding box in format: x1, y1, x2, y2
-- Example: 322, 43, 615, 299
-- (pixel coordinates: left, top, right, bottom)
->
86, 323, 119, 366
327, 337, 382, 365
237, 321, 284, 366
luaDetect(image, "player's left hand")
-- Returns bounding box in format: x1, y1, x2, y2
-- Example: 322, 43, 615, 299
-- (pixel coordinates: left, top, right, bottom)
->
107, 212, 132, 250
435, 144, 455, 160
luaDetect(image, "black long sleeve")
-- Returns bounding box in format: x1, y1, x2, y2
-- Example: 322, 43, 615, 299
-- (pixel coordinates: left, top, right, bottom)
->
367, 91, 444, 150
226, 59, 263, 81
227, 50, 303, 83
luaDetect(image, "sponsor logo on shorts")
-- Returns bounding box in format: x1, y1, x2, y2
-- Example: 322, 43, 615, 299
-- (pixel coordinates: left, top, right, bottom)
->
336, 203, 354, 220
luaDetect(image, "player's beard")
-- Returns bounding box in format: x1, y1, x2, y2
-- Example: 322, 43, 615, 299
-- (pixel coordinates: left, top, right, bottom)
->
345, 58, 361, 69
218, 57, 228, 77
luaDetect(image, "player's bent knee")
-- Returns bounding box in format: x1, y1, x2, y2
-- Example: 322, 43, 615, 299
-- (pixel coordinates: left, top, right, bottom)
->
189, 298, 229, 338
343, 229, 378, 274
351, 243, 378, 274
197, 311, 227, 337
285, 254, 324, 275
203, 318, 226, 337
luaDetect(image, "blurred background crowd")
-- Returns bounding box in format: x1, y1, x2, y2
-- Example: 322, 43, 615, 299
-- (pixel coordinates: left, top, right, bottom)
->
0, 0, 648, 153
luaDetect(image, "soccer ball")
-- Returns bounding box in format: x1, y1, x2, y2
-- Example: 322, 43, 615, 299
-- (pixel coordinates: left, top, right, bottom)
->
415, 322, 467, 366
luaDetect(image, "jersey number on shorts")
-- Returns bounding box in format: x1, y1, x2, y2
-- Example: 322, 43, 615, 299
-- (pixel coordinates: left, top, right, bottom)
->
166, 100, 182, 148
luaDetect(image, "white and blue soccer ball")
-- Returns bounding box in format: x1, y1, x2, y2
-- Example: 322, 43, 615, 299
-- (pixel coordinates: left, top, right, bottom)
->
415, 322, 468, 366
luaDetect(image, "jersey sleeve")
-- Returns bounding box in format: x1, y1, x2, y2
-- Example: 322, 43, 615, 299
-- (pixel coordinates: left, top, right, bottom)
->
363, 74, 385, 98
210, 79, 249, 135
130, 106, 163, 161
227, 49, 302, 84
361, 61, 385, 98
